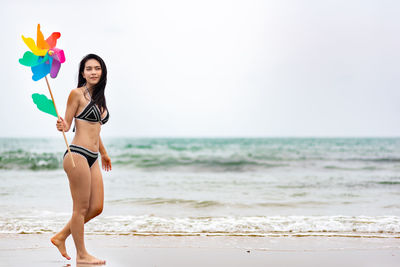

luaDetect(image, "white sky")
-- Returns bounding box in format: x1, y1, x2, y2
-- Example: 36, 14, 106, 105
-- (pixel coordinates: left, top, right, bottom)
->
1, 0, 399, 138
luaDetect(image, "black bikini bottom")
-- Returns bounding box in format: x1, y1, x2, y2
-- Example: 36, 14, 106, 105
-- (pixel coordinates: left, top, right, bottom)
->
63, 144, 99, 168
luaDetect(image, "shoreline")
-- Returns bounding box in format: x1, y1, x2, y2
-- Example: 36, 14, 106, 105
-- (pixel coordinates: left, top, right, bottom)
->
0, 234, 399, 267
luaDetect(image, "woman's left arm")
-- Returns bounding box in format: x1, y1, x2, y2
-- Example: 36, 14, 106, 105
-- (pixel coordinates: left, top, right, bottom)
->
99, 136, 112, 171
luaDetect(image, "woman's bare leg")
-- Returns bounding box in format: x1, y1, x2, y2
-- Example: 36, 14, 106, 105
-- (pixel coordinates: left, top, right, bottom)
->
51, 160, 104, 259
52, 153, 105, 265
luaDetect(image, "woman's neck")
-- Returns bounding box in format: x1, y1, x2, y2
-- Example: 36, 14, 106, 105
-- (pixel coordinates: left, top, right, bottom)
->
84, 84, 94, 98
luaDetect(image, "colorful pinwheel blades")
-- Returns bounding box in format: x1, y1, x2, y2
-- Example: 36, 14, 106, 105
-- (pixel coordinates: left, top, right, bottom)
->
19, 24, 65, 81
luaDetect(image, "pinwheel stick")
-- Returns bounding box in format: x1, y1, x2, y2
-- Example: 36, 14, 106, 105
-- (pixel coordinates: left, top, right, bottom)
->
44, 76, 76, 168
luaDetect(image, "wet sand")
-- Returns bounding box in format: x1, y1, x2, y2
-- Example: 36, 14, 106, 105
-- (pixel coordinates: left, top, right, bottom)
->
0, 234, 399, 267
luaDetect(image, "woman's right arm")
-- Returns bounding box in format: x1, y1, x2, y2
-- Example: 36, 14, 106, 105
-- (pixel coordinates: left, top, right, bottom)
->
56, 89, 80, 132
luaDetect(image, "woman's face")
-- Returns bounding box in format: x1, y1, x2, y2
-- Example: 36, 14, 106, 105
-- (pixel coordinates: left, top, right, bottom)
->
82, 59, 102, 86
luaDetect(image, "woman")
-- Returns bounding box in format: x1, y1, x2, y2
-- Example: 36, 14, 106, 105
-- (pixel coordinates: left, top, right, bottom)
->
51, 54, 111, 265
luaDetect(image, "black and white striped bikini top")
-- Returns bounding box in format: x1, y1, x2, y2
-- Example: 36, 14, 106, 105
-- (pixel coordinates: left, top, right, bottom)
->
73, 91, 109, 132
75, 99, 109, 123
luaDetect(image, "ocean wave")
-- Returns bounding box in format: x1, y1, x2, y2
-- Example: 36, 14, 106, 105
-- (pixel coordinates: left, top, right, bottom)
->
0, 151, 398, 171
0, 149, 61, 170
112, 155, 286, 171
106, 197, 355, 210
367, 158, 400, 163
1, 137, 400, 171
377, 181, 400, 185
108, 198, 222, 208
107, 198, 333, 209
0, 149, 285, 171
323, 165, 379, 171
1, 214, 399, 238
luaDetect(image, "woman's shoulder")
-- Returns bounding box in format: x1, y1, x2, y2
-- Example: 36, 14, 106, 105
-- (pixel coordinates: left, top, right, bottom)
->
70, 87, 84, 97
67, 88, 85, 106
68, 88, 85, 101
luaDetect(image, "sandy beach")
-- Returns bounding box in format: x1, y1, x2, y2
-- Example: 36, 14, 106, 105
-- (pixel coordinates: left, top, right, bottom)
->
0, 234, 398, 267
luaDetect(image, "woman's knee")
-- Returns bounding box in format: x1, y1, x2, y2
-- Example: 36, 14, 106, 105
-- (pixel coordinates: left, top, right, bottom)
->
87, 205, 103, 219
73, 203, 90, 217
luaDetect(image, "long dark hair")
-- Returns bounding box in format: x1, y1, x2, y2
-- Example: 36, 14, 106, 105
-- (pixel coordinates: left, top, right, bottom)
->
77, 54, 108, 113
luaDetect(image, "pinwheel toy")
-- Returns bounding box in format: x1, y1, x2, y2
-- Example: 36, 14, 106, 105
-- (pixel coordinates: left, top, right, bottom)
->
19, 24, 75, 167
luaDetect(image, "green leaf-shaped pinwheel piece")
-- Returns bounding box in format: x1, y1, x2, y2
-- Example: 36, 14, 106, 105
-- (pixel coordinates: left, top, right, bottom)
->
32, 93, 57, 117
19, 51, 39, 66
19, 51, 49, 67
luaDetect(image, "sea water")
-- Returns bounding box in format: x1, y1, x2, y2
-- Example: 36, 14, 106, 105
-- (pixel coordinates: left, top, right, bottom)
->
0, 137, 399, 237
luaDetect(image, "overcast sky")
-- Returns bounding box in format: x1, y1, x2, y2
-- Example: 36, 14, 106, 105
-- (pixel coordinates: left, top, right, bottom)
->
1, 0, 399, 138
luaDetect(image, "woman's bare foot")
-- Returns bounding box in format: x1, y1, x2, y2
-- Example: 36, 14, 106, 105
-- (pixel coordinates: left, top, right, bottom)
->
51, 235, 71, 260
77, 253, 106, 265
